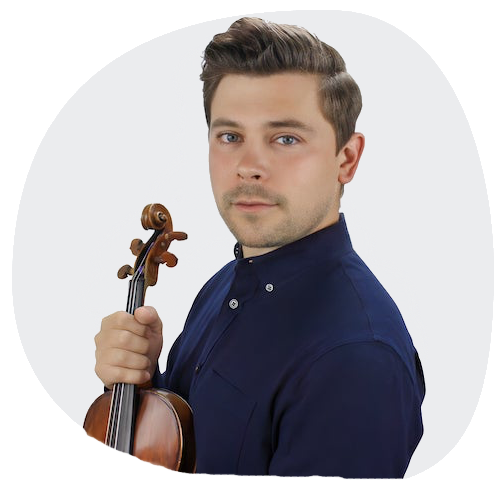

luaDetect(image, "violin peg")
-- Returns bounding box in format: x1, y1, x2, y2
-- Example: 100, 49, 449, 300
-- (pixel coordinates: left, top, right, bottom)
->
130, 239, 145, 256
171, 231, 188, 241
117, 264, 134, 279
156, 251, 178, 268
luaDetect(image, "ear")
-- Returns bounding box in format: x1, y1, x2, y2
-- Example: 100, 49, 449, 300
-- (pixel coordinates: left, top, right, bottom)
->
338, 133, 365, 185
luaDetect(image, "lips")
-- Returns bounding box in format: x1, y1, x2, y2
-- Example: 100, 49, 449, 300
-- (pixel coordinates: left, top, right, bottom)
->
232, 199, 278, 213
234, 199, 274, 206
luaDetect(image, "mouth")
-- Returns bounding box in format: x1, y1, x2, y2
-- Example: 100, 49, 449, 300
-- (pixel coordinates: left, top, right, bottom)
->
232, 199, 278, 213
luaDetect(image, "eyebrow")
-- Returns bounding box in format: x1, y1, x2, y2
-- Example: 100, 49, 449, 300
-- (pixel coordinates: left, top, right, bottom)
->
210, 118, 241, 130
210, 118, 315, 132
266, 119, 315, 132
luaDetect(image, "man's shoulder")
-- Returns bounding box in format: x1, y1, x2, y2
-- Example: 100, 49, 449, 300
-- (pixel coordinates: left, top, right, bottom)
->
304, 250, 419, 383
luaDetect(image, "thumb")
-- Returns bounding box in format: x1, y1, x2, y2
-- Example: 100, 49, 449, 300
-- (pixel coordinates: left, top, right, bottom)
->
134, 306, 163, 336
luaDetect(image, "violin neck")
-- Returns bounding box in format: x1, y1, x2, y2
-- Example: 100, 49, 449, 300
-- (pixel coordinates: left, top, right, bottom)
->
126, 274, 146, 315
105, 274, 146, 453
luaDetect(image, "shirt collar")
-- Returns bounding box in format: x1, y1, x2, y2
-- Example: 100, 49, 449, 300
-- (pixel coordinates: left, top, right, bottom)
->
232, 213, 353, 285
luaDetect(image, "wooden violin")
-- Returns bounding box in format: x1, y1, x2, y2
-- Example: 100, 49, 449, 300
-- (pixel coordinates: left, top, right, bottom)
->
83, 203, 196, 472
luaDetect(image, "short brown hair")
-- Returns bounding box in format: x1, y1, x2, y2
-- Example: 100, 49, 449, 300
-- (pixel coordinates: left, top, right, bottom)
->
200, 17, 362, 154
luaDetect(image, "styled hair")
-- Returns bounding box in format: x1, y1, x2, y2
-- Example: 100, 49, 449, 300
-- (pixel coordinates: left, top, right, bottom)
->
200, 17, 362, 155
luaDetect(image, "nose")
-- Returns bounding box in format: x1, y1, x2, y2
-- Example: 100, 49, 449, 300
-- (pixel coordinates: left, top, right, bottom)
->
236, 143, 270, 181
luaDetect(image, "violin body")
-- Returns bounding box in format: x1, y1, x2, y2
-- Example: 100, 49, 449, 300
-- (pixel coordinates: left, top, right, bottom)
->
84, 388, 196, 471
83, 204, 195, 472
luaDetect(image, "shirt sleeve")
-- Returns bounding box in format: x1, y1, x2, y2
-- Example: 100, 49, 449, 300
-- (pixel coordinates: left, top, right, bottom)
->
268, 341, 423, 478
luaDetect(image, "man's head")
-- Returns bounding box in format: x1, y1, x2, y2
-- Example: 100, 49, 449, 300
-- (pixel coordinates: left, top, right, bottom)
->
201, 17, 362, 156
201, 18, 365, 258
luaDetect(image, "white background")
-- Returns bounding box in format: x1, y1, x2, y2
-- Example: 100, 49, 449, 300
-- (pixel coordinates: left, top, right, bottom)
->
13, 11, 493, 477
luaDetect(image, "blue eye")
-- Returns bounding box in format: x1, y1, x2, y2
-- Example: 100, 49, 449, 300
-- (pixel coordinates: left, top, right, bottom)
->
277, 135, 298, 145
220, 133, 239, 143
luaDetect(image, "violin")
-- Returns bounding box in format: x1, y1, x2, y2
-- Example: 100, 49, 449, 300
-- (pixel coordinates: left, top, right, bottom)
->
83, 203, 196, 472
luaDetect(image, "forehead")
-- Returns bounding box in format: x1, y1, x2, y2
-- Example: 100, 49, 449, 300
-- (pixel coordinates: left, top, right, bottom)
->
210, 73, 324, 127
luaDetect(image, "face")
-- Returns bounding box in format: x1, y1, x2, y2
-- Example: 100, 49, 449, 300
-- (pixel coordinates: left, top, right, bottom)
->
208, 72, 362, 258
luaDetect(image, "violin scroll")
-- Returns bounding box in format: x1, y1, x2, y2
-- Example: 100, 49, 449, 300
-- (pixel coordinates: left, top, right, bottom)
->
141, 203, 173, 231
118, 203, 187, 289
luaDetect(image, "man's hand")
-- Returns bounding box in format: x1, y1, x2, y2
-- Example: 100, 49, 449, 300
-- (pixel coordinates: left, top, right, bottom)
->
94, 306, 163, 389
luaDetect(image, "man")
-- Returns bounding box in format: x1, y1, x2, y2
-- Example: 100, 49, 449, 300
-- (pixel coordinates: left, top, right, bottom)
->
95, 17, 425, 477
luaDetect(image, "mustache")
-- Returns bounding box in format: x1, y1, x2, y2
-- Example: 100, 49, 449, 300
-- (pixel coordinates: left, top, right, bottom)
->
222, 185, 286, 205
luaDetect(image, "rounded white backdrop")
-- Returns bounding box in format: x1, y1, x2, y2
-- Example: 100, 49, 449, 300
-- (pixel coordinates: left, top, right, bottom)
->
12, 11, 492, 477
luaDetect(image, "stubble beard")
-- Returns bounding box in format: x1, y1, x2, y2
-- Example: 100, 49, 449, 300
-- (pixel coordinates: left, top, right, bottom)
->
218, 185, 335, 250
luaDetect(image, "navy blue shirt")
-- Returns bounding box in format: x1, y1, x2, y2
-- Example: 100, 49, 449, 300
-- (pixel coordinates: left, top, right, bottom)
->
154, 214, 425, 477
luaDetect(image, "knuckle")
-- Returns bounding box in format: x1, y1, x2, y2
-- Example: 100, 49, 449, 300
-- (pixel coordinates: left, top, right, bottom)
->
117, 330, 131, 348
115, 311, 132, 329
112, 366, 126, 383
114, 366, 143, 385
112, 349, 125, 365
139, 355, 151, 370
136, 338, 150, 355
101, 312, 115, 328
103, 311, 126, 329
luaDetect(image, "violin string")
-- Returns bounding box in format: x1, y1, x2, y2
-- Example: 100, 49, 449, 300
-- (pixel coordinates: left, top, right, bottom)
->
107, 392, 114, 447
112, 384, 120, 448
113, 383, 124, 449
105, 383, 118, 447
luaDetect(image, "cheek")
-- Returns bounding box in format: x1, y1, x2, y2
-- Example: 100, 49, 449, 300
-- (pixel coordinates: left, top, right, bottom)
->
283, 156, 338, 204
208, 150, 230, 196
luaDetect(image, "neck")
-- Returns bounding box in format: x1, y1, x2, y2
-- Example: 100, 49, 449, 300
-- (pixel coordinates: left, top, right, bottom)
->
241, 245, 280, 259
241, 212, 341, 259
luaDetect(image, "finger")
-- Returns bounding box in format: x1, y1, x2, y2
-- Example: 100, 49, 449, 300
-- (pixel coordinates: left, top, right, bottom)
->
94, 326, 150, 353
97, 347, 151, 371
134, 306, 163, 336
97, 364, 151, 388
100, 311, 149, 338
113, 329, 150, 354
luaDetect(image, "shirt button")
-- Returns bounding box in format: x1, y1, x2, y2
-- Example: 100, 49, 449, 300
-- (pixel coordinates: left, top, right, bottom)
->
229, 298, 239, 309
265, 283, 274, 292
195, 364, 201, 374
